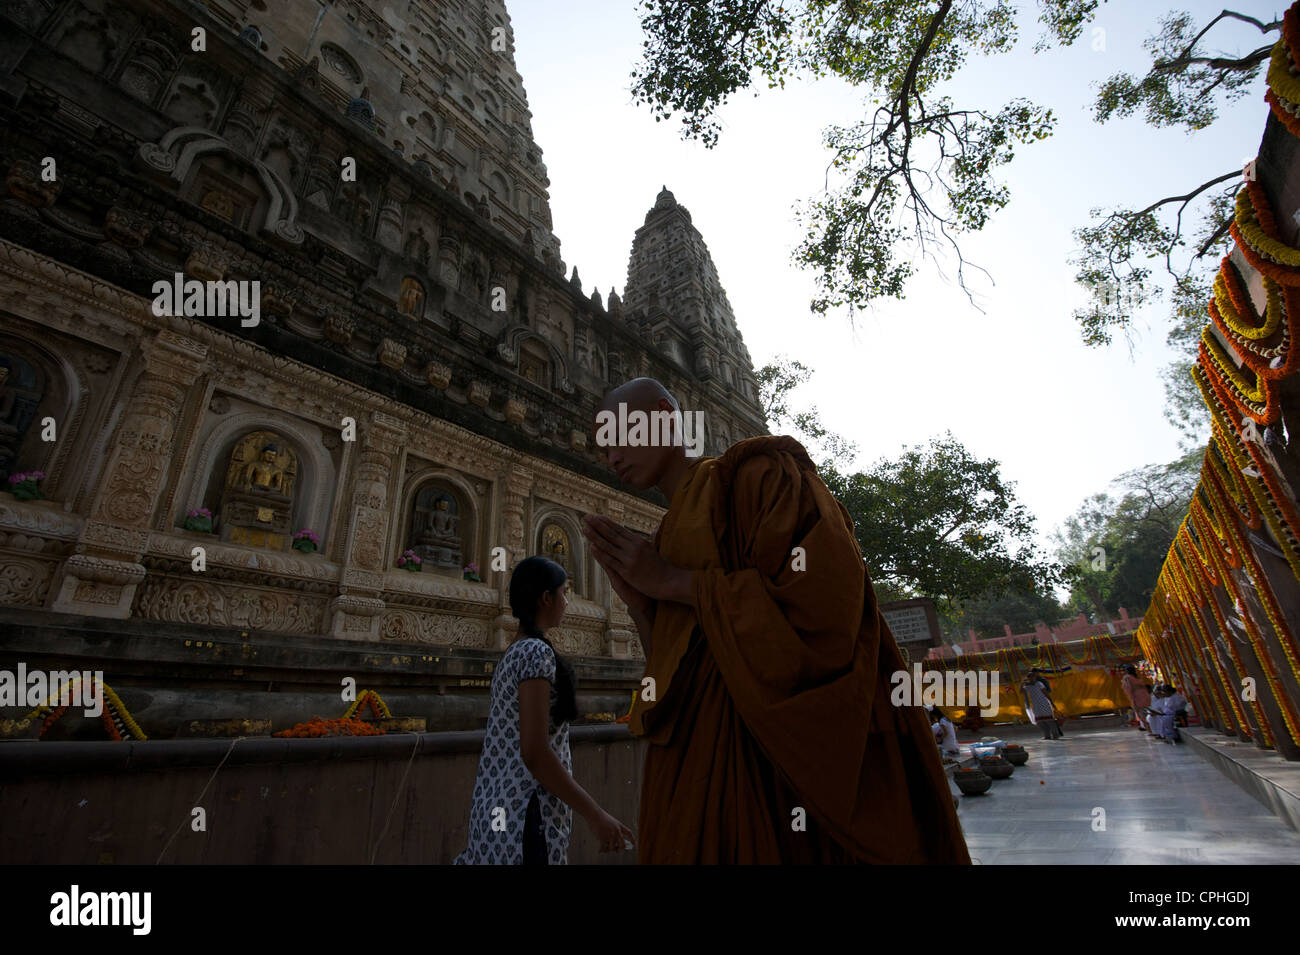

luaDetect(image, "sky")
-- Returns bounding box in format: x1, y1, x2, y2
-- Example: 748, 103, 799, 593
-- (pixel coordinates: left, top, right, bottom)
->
506, 0, 1277, 559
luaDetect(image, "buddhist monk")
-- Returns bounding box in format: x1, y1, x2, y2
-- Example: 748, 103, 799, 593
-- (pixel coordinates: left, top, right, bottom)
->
581, 378, 971, 864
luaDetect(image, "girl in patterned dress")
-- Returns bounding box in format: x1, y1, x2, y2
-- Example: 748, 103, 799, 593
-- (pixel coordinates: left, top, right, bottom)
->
454, 556, 635, 864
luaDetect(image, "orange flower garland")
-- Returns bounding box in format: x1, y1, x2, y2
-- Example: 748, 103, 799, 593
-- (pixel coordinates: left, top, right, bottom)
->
273, 716, 384, 738
1265, 5, 1300, 139
1193, 494, 1300, 744
1196, 363, 1300, 573
1231, 180, 1300, 286
1179, 526, 1275, 745
1200, 455, 1300, 692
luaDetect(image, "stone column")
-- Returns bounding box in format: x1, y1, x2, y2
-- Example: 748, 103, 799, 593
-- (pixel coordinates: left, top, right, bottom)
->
599, 496, 636, 658
330, 411, 408, 638
52, 330, 208, 618
490, 463, 532, 649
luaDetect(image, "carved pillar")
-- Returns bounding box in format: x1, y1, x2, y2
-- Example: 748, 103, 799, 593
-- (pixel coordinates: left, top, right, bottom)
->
598, 496, 636, 658
375, 181, 408, 253
222, 76, 276, 156
52, 331, 208, 618
491, 464, 532, 648
303, 129, 345, 211
437, 229, 460, 290
330, 411, 407, 638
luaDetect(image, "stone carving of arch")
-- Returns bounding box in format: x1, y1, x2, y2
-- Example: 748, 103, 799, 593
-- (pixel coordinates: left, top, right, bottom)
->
498, 325, 573, 394
0, 332, 85, 497
397, 469, 480, 575
179, 410, 334, 545
137, 128, 304, 244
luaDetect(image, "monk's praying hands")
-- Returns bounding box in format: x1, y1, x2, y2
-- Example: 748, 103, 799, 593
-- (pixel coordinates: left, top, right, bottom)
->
581, 513, 693, 607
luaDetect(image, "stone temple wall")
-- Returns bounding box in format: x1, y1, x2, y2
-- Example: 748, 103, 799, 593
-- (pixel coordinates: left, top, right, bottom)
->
0, 0, 768, 734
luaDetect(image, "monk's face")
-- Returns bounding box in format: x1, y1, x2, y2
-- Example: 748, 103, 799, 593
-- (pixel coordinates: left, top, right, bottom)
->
595, 398, 677, 491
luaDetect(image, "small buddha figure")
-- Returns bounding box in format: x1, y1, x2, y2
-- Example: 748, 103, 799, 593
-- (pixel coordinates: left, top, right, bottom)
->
242, 444, 286, 494
398, 277, 425, 319
413, 493, 461, 569
420, 496, 458, 543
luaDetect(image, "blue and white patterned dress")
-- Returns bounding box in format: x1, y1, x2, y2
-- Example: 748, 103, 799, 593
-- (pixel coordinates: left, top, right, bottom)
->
454, 637, 572, 864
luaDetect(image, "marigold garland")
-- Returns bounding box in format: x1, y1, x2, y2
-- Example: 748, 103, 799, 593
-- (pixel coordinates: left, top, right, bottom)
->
1193, 494, 1300, 744
342, 689, 392, 721
1231, 181, 1300, 286
273, 716, 384, 738
25, 676, 148, 741
1265, 6, 1300, 136
1180, 526, 1276, 745
1196, 364, 1300, 574
1199, 331, 1274, 421
1201, 458, 1300, 695
1166, 544, 1250, 736
1213, 256, 1282, 340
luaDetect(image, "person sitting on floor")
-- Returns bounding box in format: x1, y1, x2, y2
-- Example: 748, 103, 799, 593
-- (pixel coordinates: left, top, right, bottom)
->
930, 707, 961, 761
1151, 685, 1187, 744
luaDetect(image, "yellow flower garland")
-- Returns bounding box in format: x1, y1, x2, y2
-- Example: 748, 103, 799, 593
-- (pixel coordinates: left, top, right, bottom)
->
1235, 183, 1300, 269
1213, 267, 1282, 341
1197, 365, 1300, 574
1201, 327, 1268, 405
24, 675, 148, 741
342, 689, 393, 720
1193, 493, 1300, 744
1201, 460, 1300, 694
1267, 32, 1300, 114
1184, 511, 1281, 745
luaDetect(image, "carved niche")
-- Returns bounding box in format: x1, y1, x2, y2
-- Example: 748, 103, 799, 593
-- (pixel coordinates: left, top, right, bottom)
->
398, 277, 426, 320
538, 520, 580, 595
0, 353, 45, 484
406, 483, 468, 573
217, 430, 299, 550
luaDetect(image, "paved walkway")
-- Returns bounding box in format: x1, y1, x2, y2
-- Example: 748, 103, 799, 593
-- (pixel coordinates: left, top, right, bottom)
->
951, 718, 1300, 864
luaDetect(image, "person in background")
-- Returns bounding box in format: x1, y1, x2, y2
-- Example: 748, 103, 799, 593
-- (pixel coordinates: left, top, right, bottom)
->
1022, 669, 1061, 740
1120, 664, 1152, 732
1149, 685, 1187, 744
930, 707, 961, 761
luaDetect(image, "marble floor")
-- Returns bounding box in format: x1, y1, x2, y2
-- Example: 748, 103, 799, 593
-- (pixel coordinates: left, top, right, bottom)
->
951, 718, 1300, 864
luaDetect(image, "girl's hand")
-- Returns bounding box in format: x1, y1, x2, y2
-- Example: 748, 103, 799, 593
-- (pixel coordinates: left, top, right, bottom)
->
586, 808, 635, 853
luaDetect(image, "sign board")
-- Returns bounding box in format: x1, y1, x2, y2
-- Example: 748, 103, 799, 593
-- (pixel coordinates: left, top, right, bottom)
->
880, 598, 941, 649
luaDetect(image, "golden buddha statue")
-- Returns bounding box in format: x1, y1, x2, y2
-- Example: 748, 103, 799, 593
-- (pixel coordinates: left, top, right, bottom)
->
241, 444, 287, 493
220, 432, 298, 550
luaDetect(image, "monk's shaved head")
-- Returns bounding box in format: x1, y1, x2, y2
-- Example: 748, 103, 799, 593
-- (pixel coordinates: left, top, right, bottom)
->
600, 377, 678, 414
593, 378, 690, 493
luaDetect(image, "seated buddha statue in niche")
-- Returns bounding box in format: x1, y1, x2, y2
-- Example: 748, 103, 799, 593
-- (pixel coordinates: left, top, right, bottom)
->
241, 444, 288, 494
411, 490, 462, 570
219, 432, 298, 550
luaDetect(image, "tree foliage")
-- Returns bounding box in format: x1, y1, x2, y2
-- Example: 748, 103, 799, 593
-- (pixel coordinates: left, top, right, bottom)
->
757, 356, 1059, 605
631, 1, 1280, 391
826, 432, 1061, 602
1054, 449, 1201, 616
756, 355, 860, 471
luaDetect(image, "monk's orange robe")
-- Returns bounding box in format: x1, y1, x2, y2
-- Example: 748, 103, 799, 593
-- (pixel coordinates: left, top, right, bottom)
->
628, 435, 971, 864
